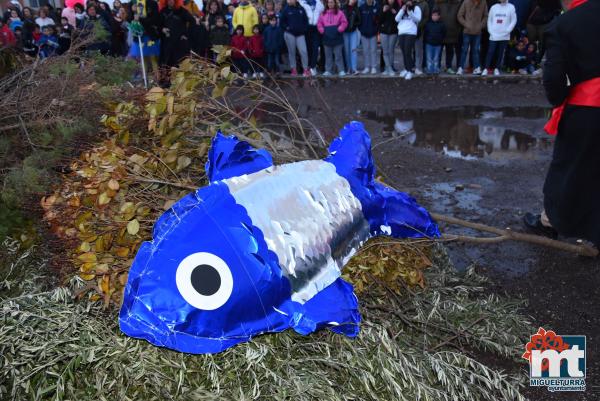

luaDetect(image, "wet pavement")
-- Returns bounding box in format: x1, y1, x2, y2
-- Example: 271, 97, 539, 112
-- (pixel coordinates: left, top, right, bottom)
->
283, 78, 600, 401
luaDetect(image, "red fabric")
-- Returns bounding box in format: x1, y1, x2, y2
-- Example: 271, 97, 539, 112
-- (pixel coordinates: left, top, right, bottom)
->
247, 34, 264, 58
230, 34, 248, 58
544, 0, 596, 135
158, 0, 184, 11
544, 77, 600, 135
0, 25, 16, 47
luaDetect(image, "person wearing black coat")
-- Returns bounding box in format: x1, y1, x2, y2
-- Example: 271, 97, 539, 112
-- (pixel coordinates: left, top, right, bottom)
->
158, 0, 195, 69
524, 0, 600, 249
263, 15, 284, 73
358, 0, 380, 73
379, 0, 398, 75
341, 0, 360, 73
190, 15, 210, 58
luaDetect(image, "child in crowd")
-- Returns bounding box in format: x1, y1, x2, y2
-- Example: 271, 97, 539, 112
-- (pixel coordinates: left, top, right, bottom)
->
274, 0, 283, 24
263, 14, 283, 74
230, 25, 249, 77
247, 24, 265, 77
37, 25, 59, 58
526, 42, 539, 74
264, 0, 276, 18
58, 17, 73, 54
280, 0, 310, 76
358, 0, 379, 74
190, 15, 210, 57
379, 0, 398, 76
482, 0, 516, 76
0, 19, 17, 47
260, 13, 269, 32
226, 4, 235, 32
424, 8, 446, 74
74, 3, 86, 30
209, 15, 231, 60
317, 0, 348, 76
9, 9, 23, 31
396, 0, 421, 80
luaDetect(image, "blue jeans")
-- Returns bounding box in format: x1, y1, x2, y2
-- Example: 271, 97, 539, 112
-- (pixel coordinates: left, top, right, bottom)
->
485, 40, 508, 69
266, 52, 280, 73
425, 44, 442, 74
459, 33, 481, 69
343, 30, 359, 72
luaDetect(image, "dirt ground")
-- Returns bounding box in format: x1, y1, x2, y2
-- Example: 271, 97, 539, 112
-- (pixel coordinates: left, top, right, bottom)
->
282, 77, 600, 401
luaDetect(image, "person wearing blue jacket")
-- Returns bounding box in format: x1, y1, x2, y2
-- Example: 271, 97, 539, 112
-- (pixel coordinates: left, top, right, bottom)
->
263, 15, 285, 74
280, 0, 310, 76
358, 0, 380, 74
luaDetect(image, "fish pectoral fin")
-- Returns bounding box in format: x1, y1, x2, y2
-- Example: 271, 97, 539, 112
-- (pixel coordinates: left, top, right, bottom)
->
206, 132, 274, 182
291, 277, 361, 337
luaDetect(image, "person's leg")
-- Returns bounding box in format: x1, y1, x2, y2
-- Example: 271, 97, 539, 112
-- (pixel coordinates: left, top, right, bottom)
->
296, 35, 309, 71
414, 35, 423, 72
433, 45, 442, 73
445, 43, 454, 70
343, 33, 351, 71
361, 35, 371, 70
472, 34, 481, 69
334, 44, 344, 73
459, 33, 470, 69
381, 33, 391, 71
405, 35, 416, 71
398, 35, 407, 72
324, 45, 333, 73
484, 40, 497, 69
284, 32, 298, 71
389, 34, 398, 71
496, 40, 508, 70
307, 25, 320, 69
536, 24, 547, 64
425, 43, 434, 73
350, 30, 359, 72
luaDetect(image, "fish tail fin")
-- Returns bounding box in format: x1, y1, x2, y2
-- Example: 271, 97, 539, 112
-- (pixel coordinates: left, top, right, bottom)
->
326, 121, 439, 239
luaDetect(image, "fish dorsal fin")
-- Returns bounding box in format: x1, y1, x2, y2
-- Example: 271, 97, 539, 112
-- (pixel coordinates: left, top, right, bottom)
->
206, 132, 274, 182
325, 121, 375, 187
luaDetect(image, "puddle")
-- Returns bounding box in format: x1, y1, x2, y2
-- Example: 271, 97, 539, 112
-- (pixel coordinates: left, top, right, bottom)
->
362, 107, 553, 162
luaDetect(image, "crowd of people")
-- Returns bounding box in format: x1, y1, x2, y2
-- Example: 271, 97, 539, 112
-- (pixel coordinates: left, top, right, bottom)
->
0, 0, 563, 81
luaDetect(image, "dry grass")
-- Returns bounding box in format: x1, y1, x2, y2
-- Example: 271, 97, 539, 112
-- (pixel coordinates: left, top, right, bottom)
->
0, 238, 531, 401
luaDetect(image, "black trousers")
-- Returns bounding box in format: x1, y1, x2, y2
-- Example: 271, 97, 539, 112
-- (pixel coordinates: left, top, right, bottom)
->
543, 105, 600, 247
398, 34, 416, 71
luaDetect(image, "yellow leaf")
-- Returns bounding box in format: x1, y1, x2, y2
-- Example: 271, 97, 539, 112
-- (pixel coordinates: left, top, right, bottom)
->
115, 247, 130, 258
127, 219, 140, 236
163, 199, 176, 210
79, 242, 91, 252
108, 179, 120, 191
98, 192, 111, 206
77, 252, 97, 263
176, 156, 191, 171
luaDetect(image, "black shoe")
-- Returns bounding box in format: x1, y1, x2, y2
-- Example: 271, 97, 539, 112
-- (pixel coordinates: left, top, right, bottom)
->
523, 212, 558, 239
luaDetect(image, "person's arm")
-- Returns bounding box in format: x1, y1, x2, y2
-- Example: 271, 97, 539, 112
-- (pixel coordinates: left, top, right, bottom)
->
316, 13, 324, 33
457, 1, 466, 28
542, 22, 569, 106
409, 5, 421, 24
487, 4, 493, 32
338, 11, 348, 32
232, 8, 239, 28
482, 0, 488, 30
395, 7, 404, 22
507, 5, 517, 32
252, 7, 258, 27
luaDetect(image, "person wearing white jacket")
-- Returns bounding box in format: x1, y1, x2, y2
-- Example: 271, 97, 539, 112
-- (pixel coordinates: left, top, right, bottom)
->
482, 0, 516, 76
395, 0, 421, 80
299, 0, 325, 75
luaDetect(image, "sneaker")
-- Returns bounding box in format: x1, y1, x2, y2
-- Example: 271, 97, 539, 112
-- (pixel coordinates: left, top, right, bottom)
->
472, 67, 481, 75
323, 71, 332, 77
456, 67, 464, 75
386, 69, 395, 76
243, 73, 249, 79
446, 68, 456, 74
370, 67, 378, 74
310, 68, 317, 76
523, 213, 558, 239
290, 68, 298, 76
361, 67, 370, 74
252, 72, 258, 78
518, 68, 528, 75
352, 70, 360, 75
532, 68, 542, 76
405, 71, 413, 80
414, 68, 423, 76
303, 69, 311, 77
339, 71, 346, 77
481, 68, 488, 76
259, 72, 265, 78
493, 68, 500, 76
399, 69, 408, 78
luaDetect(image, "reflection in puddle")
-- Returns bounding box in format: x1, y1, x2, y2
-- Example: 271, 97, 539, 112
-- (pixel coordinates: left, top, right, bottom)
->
364, 107, 553, 162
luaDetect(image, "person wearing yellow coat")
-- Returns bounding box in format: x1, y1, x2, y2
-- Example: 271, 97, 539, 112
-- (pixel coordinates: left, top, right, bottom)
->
233, 1, 259, 37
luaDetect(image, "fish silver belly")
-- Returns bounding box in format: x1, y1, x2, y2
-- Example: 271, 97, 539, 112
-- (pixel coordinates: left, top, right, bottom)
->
222, 160, 370, 304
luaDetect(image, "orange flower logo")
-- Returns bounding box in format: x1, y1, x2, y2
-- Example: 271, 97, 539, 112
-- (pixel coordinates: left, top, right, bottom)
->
523, 327, 570, 372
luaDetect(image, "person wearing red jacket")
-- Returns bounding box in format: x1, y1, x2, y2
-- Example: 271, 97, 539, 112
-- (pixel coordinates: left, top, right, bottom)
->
247, 24, 265, 77
0, 19, 17, 48
230, 24, 249, 77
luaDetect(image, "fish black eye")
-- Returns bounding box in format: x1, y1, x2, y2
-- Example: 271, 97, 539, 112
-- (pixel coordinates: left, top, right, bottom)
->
175, 253, 233, 310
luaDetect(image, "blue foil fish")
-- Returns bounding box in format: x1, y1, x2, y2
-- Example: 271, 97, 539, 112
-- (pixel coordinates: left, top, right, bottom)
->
119, 121, 439, 354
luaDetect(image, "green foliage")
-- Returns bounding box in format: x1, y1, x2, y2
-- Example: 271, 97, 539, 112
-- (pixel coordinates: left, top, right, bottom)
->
90, 53, 138, 86
0, 241, 530, 401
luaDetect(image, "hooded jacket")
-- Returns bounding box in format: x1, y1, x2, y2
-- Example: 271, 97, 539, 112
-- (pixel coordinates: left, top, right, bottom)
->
341, 2, 361, 32
358, 1, 380, 38
232, 2, 259, 37
317, 8, 348, 46
263, 24, 284, 52
395, 5, 421, 35
299, 0, 325, 25
379, 4, 399, 35
457, 0, 488, 35
280, 4, 309, 36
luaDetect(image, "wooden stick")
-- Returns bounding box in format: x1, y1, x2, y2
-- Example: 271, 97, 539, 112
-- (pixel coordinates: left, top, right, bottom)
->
432, 212, 598, 257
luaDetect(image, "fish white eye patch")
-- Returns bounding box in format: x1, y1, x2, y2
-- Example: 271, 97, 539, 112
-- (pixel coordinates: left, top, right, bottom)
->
176, 252, 233, 310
